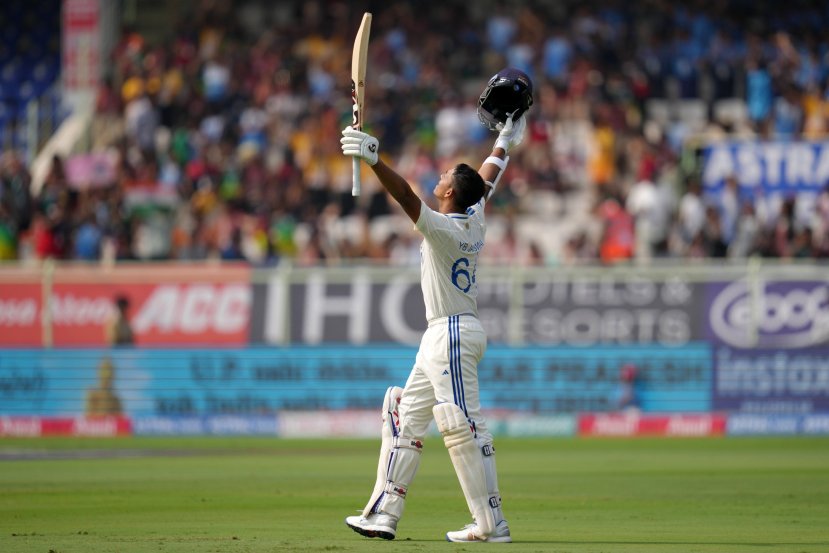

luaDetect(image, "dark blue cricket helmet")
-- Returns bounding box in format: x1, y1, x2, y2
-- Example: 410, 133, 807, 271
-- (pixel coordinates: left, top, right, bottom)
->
477, 67, 533, 130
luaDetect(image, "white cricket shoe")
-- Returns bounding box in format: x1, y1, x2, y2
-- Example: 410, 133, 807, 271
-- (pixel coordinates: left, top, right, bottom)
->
445, 519, 512, 543
345, 513, 397, 540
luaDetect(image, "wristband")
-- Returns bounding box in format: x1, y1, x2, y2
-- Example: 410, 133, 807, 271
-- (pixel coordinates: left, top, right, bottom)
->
482, 155, 509, 200
491, 155, 509, 187
484, 156, 507, 170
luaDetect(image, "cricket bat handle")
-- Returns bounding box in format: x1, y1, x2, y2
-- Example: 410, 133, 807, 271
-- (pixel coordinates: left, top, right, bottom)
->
352, 157, 361, 196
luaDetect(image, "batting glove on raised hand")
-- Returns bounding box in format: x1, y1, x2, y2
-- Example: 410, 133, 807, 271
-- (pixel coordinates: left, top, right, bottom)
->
341, 127, 379, 166
494, 113, 527, 153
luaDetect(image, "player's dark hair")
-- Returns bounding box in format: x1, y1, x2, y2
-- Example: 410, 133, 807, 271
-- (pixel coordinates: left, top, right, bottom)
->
451, 163, 486, 210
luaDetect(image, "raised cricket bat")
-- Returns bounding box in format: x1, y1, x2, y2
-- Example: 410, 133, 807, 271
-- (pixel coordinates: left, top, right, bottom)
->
351, 12, 372, 197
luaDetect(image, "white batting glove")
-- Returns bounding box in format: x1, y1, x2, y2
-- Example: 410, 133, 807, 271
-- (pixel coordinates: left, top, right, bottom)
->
494, 114, 527, 153
341, 127, 379, 166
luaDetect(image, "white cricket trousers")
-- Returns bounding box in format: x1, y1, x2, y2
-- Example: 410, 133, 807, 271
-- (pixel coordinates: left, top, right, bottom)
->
397, 314, 492, 443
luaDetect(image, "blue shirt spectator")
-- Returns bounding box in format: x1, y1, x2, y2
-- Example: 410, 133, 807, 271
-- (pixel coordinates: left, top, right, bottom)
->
747, 61, 773, 123
74, 218, 102, 260
543, 30, 572, 81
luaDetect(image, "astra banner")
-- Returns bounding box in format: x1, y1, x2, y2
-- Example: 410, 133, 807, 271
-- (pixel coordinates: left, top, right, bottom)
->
702, 141, 829, 196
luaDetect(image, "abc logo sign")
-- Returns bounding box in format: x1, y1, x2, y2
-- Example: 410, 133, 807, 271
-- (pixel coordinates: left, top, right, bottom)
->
709, 280, 829, 348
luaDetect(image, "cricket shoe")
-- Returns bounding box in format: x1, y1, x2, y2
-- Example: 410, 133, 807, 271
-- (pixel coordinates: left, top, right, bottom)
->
445, 519, 512, 543
345, 513, 397, 540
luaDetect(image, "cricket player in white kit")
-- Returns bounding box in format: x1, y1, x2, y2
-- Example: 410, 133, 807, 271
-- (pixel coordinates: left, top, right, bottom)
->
341, 68, 532, 543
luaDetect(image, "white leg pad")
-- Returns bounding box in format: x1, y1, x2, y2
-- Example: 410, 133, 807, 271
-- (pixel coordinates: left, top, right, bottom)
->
477, 438, 505, 524
362, 386, 404, 517
371, 435, 423, 518
433, 403, 495, 538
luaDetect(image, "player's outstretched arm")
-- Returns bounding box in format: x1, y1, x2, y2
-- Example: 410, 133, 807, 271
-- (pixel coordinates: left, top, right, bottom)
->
370, 159, 421, 222
341, 127, 421, 223
478, 114, 526, 201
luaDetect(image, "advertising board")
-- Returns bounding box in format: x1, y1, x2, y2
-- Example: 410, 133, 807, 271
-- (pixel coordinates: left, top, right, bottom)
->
0, 345, 711, 418
578, 413, 727, 437
253, 271, 706, 346
713, 346, 829, 414
0, 265, 251, 346
0, 282, 41, 346
706, 278, 829, 414
726, 413, 829, 435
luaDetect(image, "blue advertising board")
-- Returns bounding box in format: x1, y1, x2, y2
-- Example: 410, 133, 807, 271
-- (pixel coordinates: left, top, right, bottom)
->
713, 346, 829, 414
0, 345, 712, 417
727, 413, 829, 435
703, 278, 829, 414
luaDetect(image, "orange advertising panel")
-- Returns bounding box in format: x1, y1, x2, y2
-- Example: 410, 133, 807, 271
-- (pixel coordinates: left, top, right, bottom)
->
50, 281, 251, 346
0, 264, 251, 346
0, 282, 42, 346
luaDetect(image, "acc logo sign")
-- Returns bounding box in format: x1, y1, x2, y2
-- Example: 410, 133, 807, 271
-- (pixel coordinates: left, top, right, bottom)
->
709, 280, 829, 348
133, 284, 251, 335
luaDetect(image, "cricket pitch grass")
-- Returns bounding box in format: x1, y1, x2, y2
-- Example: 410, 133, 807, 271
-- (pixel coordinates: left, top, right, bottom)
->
2, 436, 828, 552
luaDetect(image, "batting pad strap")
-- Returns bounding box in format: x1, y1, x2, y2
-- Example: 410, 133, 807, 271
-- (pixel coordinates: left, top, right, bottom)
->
394, 435, 424, 451
382, 480, 408, 499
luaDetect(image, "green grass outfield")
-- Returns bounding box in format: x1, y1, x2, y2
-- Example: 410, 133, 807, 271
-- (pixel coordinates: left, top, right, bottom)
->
1, 436, 828, 553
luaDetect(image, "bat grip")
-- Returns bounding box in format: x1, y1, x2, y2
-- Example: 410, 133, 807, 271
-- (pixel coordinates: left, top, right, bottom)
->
352, 157, 361, 196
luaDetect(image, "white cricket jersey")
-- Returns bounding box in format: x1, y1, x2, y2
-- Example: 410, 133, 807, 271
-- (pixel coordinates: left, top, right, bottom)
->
414, 198, 486, 322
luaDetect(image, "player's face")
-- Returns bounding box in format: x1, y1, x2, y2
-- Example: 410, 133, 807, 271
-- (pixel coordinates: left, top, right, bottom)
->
433, 168, 455, 199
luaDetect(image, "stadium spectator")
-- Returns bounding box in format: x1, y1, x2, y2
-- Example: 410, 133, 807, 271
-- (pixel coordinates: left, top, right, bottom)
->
0, 204, 16, 260
597, 189, 634, 264
728, 201, 760, 259
702, 205, 728, 258
1, 153, 33, 241
717, 175, 740, 246
674, 178, 706, 255
106, 295, 134, 346
615, 363, 640, 412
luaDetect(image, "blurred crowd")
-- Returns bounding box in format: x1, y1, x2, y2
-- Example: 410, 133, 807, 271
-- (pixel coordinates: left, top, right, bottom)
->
2, 0, 829, 265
